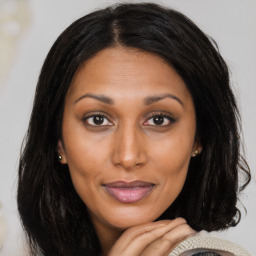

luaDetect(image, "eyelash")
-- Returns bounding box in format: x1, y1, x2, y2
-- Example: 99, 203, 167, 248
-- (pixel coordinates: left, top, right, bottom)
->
143, 112, 176, 127
82, 112, 113, 127
82, 112, 175, 127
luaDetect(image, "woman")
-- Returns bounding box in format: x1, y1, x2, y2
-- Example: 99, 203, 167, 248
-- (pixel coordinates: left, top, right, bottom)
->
17, 3, 251, 256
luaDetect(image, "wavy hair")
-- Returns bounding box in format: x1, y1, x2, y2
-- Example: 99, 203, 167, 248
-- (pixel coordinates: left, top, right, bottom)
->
17, 3, 250, 256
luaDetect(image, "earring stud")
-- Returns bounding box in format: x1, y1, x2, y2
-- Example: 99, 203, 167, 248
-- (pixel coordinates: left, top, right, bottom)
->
58, 155, 62, 161
193, 149, 199, 157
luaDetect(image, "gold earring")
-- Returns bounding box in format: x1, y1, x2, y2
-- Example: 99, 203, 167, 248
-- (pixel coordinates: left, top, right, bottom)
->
193, 149, 199, 157
58, 155, 62, 161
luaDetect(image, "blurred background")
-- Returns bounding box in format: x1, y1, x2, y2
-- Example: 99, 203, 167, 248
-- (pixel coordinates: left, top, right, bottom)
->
0, 0, 255, 255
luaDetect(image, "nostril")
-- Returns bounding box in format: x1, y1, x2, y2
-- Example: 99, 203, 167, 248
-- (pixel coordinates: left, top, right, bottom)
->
113, 149, 147, 170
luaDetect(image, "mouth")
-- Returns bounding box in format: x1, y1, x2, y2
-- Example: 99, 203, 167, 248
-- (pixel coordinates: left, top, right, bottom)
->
103, 181, 155, 204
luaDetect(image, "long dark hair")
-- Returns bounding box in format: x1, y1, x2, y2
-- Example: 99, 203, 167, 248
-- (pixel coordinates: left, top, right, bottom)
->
17, 3, 250, 256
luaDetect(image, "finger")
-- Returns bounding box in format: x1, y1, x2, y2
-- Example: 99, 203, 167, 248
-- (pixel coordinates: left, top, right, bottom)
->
110, 218, 187, 256
108, 220, 171, 256
114, 218, 186, 252
111, 219, 177, 251
163, 223, 195, 250
108, 221, 168, 256
140, 223, 195, 256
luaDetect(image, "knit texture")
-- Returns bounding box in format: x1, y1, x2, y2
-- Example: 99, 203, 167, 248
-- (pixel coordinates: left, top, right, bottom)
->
169, 235, 251, 256
192, 253, 221, 256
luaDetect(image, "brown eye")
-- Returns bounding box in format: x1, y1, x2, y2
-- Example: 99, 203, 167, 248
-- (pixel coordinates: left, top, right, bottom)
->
84, 114, 112, 126
152, 115, 164, 125
144, 113, 175, 127
93, 115, 104, 125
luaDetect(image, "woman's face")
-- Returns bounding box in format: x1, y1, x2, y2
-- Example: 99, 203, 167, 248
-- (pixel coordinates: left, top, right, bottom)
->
59, 46, 199, 232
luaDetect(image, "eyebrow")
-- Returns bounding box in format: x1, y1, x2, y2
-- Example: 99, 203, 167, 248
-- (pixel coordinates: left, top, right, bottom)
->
144, 94, 184, 106
73, 93, 114, 105
73, 93, 183, 106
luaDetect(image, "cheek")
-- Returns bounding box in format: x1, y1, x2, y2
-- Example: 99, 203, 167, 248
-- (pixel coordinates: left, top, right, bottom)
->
62, 117, 110, 172
150, 130, 194, 172
61, 125, 114, 201
64, 139, 107, 183
63, 138, 104, 206
147, 128, 194, 201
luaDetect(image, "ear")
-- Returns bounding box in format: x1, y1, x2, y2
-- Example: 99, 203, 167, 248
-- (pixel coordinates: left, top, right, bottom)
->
57, 140, 68, 164
192, 139, 203, 157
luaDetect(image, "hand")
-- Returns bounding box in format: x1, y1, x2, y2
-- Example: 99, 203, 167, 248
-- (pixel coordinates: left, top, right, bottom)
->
108, 218, 195, 256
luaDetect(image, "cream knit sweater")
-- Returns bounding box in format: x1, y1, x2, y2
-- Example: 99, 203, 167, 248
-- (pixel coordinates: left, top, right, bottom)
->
169, 234, 251, 256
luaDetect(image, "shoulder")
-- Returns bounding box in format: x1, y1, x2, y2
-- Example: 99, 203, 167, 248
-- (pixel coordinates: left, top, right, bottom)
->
169, 233, 251, 256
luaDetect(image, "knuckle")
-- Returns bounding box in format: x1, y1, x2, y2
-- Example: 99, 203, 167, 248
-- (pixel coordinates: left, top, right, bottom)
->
145, 231, 159, 241
136, 231, 159, 244
181, 223, 195, 234
175, 217, 187, 224
161, 235, 173, 244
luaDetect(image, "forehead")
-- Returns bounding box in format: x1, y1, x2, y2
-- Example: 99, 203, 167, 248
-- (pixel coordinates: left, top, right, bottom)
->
67, 46, 192, 104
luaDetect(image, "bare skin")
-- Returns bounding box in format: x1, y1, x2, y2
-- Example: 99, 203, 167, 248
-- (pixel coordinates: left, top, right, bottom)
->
58, 46, 200, 255
108, 218, 195, 256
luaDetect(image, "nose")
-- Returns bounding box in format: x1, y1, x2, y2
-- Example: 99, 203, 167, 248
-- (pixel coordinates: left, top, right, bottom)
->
111, 124, 147, 170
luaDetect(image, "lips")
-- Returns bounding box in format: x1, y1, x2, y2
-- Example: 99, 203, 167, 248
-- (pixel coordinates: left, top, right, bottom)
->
103, 181, 154, 203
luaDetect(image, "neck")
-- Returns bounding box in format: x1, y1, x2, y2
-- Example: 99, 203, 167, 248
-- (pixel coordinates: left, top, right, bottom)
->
98, 227, 122, 256
90, 216, 123, 256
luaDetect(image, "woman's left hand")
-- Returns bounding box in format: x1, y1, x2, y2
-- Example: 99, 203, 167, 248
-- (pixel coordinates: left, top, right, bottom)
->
107, 218, 195, 256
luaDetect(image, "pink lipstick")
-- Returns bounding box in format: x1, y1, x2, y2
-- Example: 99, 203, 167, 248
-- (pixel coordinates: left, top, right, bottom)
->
104, 181, 154, 203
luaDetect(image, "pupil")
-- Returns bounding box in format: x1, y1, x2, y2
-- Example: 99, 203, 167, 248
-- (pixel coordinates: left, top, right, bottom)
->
153, 116, 164, 125
94, 115, 104, 125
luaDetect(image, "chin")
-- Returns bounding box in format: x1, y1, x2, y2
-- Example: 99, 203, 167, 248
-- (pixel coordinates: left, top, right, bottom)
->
103, 206, 163, 230
109, 218, 154, 230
